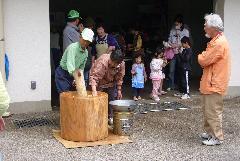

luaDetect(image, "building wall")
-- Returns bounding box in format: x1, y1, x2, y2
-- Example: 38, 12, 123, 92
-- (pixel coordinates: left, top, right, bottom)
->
3, 0, 51, 112
0, 0, 5, 81
224, 0, 240, 96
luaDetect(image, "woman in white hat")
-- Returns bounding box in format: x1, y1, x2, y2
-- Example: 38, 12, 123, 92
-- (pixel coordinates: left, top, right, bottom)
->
55, 28, 94, 93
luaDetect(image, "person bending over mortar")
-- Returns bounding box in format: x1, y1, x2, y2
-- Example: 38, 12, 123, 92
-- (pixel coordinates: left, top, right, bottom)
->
89, 50, 125, 122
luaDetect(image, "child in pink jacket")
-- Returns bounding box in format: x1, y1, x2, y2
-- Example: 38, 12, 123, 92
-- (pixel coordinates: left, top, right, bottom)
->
150, 48, 166, 102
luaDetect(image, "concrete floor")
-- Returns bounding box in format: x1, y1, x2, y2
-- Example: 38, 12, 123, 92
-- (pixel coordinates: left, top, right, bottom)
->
1, 95, 240, 161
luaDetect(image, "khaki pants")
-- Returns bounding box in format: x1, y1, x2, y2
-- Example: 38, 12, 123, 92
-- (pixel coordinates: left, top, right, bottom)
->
202, 93, 224, 140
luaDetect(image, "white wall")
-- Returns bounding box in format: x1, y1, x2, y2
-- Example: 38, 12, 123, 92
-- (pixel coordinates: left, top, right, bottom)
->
3, 0, 51, 103
224, 0, 240, 87
0, 0, 5, 80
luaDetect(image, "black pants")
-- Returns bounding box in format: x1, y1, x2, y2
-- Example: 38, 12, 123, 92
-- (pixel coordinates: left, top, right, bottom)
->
101, 87, 116, 119
55, 66, 74, 93
175, 54, 182, 90
181, 70, 190, 94
132, 88, 142, 97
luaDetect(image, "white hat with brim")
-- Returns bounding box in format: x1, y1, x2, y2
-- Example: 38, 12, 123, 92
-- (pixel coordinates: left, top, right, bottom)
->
81, 28, 94, 43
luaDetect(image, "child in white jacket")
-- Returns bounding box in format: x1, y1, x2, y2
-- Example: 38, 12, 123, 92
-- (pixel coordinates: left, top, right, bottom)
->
150, 48, 166, 101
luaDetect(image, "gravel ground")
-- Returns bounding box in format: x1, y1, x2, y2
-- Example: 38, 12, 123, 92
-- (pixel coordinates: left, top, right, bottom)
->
0, 95, 240, 161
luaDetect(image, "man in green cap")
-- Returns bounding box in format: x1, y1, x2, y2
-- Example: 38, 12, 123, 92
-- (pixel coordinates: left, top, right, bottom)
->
63, 10, 83, 52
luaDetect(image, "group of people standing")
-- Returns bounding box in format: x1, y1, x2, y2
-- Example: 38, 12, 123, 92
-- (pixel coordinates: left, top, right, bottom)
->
130, 15, 193, 101
130, 13, 231, 147
53, 10, 231, 146
0, 8, 231, 147
0, 7, 224, 148
54, 10, 125, 121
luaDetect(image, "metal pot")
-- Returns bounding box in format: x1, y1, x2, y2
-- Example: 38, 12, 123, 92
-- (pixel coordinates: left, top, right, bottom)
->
109, 100, 136, 112
113, 112, 133, 136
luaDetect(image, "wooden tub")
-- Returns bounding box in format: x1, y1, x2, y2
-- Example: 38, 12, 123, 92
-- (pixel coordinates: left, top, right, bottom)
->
60, 91, 108, 142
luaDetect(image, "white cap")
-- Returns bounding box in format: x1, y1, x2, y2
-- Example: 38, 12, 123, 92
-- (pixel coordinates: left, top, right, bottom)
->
81, 28, 94, 42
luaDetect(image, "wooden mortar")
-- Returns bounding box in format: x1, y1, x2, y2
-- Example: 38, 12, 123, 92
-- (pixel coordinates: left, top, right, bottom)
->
60, 91, 108, 142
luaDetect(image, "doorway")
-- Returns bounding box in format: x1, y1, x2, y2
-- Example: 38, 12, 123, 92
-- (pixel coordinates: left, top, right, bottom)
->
49, 0, 213, 106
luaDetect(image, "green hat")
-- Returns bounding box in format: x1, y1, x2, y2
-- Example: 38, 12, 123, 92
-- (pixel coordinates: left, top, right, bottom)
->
68, 10, 82, 19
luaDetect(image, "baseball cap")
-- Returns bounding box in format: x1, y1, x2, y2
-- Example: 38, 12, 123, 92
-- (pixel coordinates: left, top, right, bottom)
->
81, 28, 94, 43
68, 10, 82, 19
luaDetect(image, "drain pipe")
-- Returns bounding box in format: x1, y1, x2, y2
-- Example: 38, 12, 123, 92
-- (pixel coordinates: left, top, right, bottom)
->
0, 0, 5, 82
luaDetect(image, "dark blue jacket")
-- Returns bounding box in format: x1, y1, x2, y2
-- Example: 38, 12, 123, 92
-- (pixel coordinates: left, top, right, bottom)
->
179, 48, 192, 71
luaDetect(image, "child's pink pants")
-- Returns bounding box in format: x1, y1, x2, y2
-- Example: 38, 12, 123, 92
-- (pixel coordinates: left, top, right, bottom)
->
152, 80, 161, 96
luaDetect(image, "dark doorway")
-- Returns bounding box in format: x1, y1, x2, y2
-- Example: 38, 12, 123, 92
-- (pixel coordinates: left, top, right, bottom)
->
49, 0, 213, 106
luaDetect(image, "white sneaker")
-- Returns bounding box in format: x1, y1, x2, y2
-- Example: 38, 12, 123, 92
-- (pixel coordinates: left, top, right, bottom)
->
161, 91, 167, 95
181, 94, 190, 99
174, 93, 182, 97
202, 137, 223, 146
108, 118, 113, 125
152, 96, 160, 102
200, 133, 211, 140
167, 88, 171, 91
133, 96, 138, 101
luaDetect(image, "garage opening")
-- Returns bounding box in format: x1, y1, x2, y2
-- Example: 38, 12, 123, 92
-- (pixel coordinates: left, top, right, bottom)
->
50, 0, 214, 107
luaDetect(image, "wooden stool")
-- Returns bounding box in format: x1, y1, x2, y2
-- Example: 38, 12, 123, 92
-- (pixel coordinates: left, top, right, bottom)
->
60, 91, 108, 142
